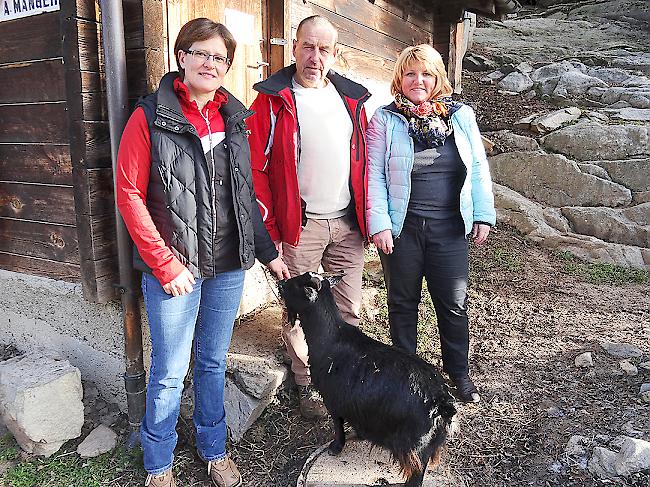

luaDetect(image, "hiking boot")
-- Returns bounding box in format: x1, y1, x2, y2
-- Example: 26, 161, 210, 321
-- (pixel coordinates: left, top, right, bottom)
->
297, 384, 328, 419
144, 469, 176, 487
451, 374, 481, 403
207, 456, 242, 487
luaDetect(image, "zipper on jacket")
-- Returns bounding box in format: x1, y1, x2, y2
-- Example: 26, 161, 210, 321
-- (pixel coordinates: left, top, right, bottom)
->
199, 107, 217, 271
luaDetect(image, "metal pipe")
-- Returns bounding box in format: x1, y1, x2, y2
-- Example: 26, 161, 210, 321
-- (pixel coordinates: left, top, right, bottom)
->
100, 0, 146, 449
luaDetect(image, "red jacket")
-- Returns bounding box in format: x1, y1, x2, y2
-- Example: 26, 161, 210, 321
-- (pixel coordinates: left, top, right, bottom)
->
248, 65, 370, 246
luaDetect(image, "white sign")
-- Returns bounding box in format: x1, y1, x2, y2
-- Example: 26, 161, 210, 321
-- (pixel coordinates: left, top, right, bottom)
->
1, 0, 59, 23
225, 8, 256, 46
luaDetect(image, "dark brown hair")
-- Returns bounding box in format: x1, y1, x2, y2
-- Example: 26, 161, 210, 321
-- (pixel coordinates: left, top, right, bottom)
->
173, 18, 237, 78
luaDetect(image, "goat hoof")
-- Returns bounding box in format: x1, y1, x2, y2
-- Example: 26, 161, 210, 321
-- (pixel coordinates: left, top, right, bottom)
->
327, 441, 344, 456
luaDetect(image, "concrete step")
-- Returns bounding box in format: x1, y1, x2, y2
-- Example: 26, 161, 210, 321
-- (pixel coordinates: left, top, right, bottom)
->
297, 438, 463, 487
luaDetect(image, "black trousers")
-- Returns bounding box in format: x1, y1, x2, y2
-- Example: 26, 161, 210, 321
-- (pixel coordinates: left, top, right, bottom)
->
380, 214, 470, 377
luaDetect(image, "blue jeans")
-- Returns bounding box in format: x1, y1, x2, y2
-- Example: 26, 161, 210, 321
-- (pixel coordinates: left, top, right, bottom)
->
140, 269, 245, 475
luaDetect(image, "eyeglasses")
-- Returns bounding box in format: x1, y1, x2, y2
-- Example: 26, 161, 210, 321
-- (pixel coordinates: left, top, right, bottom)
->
185, 49, 231, 66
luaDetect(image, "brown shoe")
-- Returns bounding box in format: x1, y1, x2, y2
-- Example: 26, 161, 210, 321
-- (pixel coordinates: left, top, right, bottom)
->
144, 469, 176, 487
207, 456, 242, 487
297, 384, 328, 419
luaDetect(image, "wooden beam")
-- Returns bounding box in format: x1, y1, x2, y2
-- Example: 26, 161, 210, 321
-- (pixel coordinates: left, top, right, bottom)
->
0, 218, 79, 263
268, 0, 291, 75
0, 183, 76, 225
142, 0, 168, 92
0, 144, 72, 185
0, 103, 69, 144
0, 251, 80, 282
0, 12, 62, 63
448, 21, 465, 94
0, 59, 66, 104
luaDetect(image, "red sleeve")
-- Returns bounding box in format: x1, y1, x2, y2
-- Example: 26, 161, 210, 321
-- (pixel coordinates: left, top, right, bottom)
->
248, 94, 281, 242
116, 107, 186, 285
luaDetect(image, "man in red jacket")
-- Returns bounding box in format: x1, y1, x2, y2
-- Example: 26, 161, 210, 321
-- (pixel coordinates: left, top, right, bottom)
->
248, 15, 370, 418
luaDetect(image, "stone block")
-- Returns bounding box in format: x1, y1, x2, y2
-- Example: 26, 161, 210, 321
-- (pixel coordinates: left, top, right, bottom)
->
0, 351, 84, 457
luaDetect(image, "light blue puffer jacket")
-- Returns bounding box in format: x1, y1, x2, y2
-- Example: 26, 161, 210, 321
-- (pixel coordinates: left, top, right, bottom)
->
366, 103, 496, 238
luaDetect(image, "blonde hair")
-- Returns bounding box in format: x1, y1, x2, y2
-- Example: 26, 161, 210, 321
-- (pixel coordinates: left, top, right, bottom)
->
390, 44, 453, 99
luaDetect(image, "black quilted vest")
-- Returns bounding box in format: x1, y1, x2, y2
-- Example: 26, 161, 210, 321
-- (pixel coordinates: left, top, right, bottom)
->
133, 72, 274, 277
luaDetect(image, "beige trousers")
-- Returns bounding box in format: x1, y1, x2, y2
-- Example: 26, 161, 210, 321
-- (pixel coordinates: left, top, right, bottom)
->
282, 216, 364, 386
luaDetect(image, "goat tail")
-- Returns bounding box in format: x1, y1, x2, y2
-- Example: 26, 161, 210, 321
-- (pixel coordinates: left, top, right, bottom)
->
395, 450, 423, 479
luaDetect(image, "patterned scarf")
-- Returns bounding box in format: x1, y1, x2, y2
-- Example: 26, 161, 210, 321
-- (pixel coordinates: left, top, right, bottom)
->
394, 93, 460, 149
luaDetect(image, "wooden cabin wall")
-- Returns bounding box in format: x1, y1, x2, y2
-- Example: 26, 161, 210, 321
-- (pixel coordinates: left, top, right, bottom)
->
291, 0, 433, 85
0, 1, 146, 303
0, 10, 81, 282
59, 0, 147, 303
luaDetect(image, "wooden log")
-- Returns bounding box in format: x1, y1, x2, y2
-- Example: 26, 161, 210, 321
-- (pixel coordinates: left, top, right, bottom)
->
268, 0, 291, 75
336, 45, 394, 82
81, 92, 108, 121
0, 251, 80, 282
142, 0, 168, 92
0, 59, 65, 104
371, 0, 433, 33
0, 144, 72, 185
81, 121, 112, 168
301, 3, 407, 62
310, 0, 431, 45
448, 21, 465, 94
78, 19, 101, 72
73, 168, 116, 217
0, 103, 69, 144
0, 12, 62, 63
124, 0, 145, 50
0, 218, 79, 263
0, 183, 76, 225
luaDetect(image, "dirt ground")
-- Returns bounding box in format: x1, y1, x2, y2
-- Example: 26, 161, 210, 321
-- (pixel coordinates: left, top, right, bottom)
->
220, 226, 649, 487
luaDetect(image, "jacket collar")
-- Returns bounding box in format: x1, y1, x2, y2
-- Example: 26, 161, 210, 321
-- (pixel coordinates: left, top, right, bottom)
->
155, 72, 251, 128
253, 64, 370, 101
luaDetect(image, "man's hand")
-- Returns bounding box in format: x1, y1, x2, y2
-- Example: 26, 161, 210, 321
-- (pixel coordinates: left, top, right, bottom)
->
372, 229, 394, 254
267, 257, 290, 280
162, 268, 196, 296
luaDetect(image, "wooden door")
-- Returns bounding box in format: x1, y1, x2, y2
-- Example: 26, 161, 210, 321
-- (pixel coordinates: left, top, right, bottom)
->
166, 0, 269, 107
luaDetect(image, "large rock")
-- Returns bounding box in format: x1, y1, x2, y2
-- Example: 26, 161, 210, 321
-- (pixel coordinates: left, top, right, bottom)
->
588, 446, 618, 478
561, 205, 650, 247
594, 158, 650, 192
490, 130, 540, 152
530, 107, 582, 134
600, 341, 643, 359
607, 108, 650, 122
541, 121, 649, 161
0, 351, 84, 456
550, 71, 608, 99
498, 71, 534, 93
493, 184, 571, 239
489, 151, 632, 207
613, 437, 650, 476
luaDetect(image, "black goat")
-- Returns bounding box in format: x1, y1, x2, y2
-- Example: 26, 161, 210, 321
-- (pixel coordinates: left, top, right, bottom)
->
279, 272, 457, 487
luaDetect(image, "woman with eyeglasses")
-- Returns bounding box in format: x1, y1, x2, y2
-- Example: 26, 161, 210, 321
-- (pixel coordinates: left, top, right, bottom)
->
116, 18, 289, 487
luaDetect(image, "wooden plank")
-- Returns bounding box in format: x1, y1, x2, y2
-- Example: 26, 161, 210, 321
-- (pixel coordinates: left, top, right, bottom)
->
448, 21, 465, 94
0, 12, 62, 63
124, 0, 145, 50
295, 3, 407, 62
73, 168, 115, 217
126, 48, 148, 98
0, 103, 69, 144
268, 0, 291, 75
0, 218, 79, 263
75, 0, 99, 21
0, 144, 72, 185
336, 45, 394, 82
0, 251, 80, 282
74, 213, 117, 261
81, 122, 112, 168
310, 0, 431, 46
81, 71, 104, 93
78, 19, 101, 72
0, 59, 65, 104
142, 0, 168, 92
0, 183, 76, 225
371, 0, 433, 33
82, 92, 108, 121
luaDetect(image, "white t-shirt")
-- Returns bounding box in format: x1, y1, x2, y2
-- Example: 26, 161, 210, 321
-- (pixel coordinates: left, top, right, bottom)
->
292, 77, 353, 219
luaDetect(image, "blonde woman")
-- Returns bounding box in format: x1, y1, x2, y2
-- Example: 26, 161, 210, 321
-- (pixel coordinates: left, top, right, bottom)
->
366, 44, 495, 403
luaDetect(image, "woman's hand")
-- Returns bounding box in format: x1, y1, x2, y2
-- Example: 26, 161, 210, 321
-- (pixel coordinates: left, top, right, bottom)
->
267, 256, 291, 280
162, 268, 196, 296
472, 223, 491, 246
372, 229, 394, 254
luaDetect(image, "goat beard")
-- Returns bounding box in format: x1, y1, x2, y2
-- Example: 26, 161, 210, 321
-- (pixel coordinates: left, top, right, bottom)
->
287, 310, 298, 328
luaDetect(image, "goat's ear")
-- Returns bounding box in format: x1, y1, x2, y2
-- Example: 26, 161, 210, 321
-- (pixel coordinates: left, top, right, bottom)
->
324, 273, 343, 288
308, 274, 322, 292
305, 286, 319, 303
